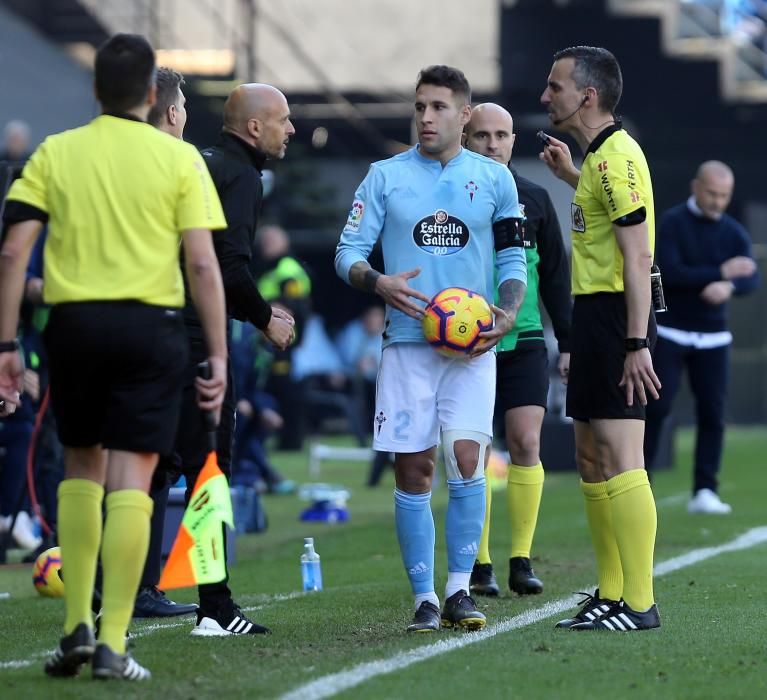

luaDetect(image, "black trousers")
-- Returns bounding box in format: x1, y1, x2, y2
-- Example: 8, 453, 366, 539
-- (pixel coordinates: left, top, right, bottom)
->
152, 336, 237, 612
644, 337, 729, 494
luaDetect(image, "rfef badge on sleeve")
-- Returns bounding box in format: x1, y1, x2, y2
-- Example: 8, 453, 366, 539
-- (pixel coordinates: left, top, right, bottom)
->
571, 203, 586, 233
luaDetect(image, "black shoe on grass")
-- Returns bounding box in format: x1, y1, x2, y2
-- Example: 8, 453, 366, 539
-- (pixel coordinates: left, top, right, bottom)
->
133, 586, 198, 618
570, 601, 661, 631
469, 561, 500, 597
406, 601, 441, 633
44, 623, 96, 677
92, 643, 151, 681
508, 557, 543, 595
554, 589, 615, 629
191, 599, 271, 636
441, 590, 486, 631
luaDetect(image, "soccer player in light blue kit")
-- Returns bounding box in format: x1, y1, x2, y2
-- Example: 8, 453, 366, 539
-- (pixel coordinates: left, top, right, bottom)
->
335, 66, 527, 632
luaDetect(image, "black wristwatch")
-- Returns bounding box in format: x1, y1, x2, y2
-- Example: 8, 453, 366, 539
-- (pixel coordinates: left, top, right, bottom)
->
625, 337, 650, 352
0, 339, 21, 353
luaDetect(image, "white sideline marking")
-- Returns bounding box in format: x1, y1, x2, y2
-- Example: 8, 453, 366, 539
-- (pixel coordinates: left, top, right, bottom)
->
655, 492, 688, 508
278, 526, 767, 700
3, 530, 766, 675
0, 591, 303, 670
575, 491, 687, 526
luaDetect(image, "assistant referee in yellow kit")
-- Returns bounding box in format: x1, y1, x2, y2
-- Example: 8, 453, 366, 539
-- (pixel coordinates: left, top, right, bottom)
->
0, 34, 228, 680
539, 46, 661, 632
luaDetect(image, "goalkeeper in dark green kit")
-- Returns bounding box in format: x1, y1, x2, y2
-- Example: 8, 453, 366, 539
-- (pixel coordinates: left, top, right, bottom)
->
463, 103, 571, 596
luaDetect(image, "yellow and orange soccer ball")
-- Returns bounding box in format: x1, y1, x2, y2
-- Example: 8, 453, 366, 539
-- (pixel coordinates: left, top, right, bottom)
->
422, 287, 494, 357
32, 546, 64, 598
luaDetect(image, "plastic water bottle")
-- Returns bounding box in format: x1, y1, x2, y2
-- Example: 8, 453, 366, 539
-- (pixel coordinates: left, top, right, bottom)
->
300, 537, 323, 592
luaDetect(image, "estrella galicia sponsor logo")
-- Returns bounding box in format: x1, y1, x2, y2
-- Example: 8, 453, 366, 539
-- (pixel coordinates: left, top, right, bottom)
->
413, 209, 469, 255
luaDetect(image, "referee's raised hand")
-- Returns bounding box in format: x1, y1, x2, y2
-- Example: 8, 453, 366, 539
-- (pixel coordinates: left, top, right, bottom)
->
539, 134, 580, 189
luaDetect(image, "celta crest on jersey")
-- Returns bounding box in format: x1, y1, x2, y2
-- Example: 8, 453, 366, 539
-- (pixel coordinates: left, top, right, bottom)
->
413, 209, 470, 255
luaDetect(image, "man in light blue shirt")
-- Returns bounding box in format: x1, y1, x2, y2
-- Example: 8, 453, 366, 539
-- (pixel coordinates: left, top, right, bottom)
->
335, 65, 527, 633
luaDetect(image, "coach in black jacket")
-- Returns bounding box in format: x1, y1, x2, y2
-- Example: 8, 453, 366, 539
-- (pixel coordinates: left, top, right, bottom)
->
170, 84, 295, 636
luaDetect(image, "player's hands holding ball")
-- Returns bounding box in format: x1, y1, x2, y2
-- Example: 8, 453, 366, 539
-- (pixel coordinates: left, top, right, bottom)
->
471, 304, 516, 357
374, 267, 430, 320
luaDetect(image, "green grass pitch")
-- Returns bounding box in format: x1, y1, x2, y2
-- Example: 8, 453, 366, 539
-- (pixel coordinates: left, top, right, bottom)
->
1, 426, 765, 699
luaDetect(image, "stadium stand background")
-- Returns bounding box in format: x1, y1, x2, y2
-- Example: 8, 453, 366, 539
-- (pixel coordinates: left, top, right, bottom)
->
0, 0, 764, 425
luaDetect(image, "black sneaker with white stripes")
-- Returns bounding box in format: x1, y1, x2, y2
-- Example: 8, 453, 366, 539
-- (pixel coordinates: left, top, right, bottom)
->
554, 589, 615, 629
44, 623, 96, 677
570, 600, 661, 631
91, 643, 151, 681
191, 599, 271, 636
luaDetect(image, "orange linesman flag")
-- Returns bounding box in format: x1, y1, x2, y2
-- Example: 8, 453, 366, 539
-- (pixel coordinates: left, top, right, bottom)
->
159, 451, 234, 590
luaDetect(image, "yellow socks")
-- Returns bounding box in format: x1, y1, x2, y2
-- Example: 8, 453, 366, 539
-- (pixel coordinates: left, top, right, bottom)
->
607, 469, 657, 612
507, 463, 544, 559
58, 479, 104, 634
99, 490, 153, 653
581, 480, 623, 601
477, 462, 545, 563
477, 475, 493, 565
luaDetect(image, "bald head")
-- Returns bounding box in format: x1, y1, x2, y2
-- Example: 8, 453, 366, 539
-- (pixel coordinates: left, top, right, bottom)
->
257, 224, 290, 260
223, 83, 295, 160
3, 120, 30, 160
464, 102, 515, 165
470, 103, 514, 130
696, 160, 733, 183
692, 160, 734, 220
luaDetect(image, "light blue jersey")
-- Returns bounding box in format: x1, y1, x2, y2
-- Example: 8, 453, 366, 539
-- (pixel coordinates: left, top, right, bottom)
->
335, 146, 527, 347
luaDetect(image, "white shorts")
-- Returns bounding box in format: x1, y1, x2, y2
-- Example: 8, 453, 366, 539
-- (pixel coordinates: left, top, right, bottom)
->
372, 343, 496, 453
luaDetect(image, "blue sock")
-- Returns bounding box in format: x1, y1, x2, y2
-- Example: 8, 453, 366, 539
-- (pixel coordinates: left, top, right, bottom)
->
445, 477, 486, 574
394, 489, 435, 595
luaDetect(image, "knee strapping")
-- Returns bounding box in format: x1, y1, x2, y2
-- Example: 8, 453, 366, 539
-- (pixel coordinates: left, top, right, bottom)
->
442, 429, 491, 482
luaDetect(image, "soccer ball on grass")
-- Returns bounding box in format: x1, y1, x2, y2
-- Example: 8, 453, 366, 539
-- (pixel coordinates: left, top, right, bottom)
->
32, 546, 64, 598
421, 287, 494, 357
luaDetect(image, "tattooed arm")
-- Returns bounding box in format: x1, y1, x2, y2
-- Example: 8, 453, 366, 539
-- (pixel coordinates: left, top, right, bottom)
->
470, 278, 527, 357
348, 261, 430, 320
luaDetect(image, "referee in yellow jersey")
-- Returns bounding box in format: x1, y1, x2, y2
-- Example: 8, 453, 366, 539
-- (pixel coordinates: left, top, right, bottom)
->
539, 46, 662, 631
0, 34, 228, 679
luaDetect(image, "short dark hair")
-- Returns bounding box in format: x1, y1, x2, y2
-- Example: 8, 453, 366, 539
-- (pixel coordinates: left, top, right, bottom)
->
416, 65, 471, 104
95, 33, 156, 113
553, 46, 622, 113
147, 67, 185, 127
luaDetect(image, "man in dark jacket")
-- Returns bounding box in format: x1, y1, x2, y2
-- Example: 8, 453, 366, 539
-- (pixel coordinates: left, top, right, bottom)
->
644, 161, 759, 514
169, 83, 295, 636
